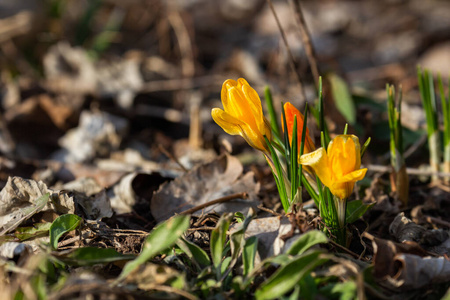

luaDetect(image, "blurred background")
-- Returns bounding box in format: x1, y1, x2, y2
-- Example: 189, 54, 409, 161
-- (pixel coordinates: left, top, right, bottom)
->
0, 0, 449, 186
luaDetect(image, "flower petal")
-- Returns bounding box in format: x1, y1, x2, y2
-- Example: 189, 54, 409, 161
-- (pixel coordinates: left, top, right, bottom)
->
299, 148, 332, 188
211, 108, 244, 136
211, 108, 267, 152
335, 168, 367, 183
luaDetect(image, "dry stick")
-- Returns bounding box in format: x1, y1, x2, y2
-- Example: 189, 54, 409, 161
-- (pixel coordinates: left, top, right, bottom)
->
167, 0, 195, 77
290, 0, 320, 88
147, 285, 198, 300
158, 144, 189, 172
424, 215, 450, 228
178, 192, 248, 215
367, 164, 450, 178
267, 0, 307, 102
140, 76, 222, 93
257, 204, 283, 217
328, 240, 362, 260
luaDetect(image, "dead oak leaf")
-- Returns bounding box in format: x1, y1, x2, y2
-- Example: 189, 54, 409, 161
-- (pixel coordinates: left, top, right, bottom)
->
150, 154, 259, 222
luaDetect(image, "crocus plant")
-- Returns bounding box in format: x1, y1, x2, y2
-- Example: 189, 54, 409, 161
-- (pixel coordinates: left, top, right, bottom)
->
212, 77, 371, 246
300, 135, 367, 228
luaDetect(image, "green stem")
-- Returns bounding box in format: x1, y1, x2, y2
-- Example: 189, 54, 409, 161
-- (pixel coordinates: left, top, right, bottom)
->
334, 196, 347, 246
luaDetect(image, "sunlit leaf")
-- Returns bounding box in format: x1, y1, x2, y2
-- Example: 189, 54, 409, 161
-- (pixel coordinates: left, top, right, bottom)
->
255, 251, 328, 300
328, 73, 356, 125
210, 213, 232, 269
15, 223, 52, 241
286, 230, 328, 256
243, 236, 258, 277
176, 237, 211, 269
50, 214, 82, 250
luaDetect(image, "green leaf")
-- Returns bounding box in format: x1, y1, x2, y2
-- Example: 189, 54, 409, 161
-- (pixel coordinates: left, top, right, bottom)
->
50, 214, 82, 250
255, 251, 328, 300
227, 214, 254, 277
58, 247, 134, 266
328, 73, 356, 125
15, 223, 52, 241
286, 230, 328, 256
176, 237, 211, 269
346, 200, 375, 224
210, 213, 232, 269
117, 215, 190, 282
264, 86, 281, 138
319, 281, 357, 300
243, 236, 258, 277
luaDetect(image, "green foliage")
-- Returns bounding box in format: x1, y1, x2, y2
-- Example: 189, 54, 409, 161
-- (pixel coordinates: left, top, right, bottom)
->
49, 214, 82, 250
286, 230, 328, 256
264, 86, 281, 138
255, 251, 328, 300
210, 213, 232, 271
15, 223, 52, 241
346, 200, 375, 224
328, 73, 356, 126
417, 67, 442, 180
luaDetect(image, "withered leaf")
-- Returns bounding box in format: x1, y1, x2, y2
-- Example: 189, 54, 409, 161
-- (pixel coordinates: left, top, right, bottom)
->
150, 154, 259, 222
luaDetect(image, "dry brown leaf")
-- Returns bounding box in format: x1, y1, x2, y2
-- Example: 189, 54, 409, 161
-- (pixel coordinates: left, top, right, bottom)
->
390, 213, 450, 255
52, 110, 129, 163
151, 154, 259, 222
0, 176, 74, 231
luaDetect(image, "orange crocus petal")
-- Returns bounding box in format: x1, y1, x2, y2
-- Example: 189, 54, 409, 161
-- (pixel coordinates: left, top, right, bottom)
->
299, 147, 332, 188
283, 102, 315, 154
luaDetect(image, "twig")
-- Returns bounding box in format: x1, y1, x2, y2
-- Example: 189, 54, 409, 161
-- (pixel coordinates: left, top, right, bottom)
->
257, 204, 282, 217
186, 226, 216, 232
140, 75, 222, 93
267, 0, 306, 102
366, 164, 450, 178
158, 144, 189, 172
178, 192, 248, 215
289, 0, 320, 88
147, 285, 198, 300
328, 240, 362, 260
167, 0, 195, 77
424, 215, 450, 228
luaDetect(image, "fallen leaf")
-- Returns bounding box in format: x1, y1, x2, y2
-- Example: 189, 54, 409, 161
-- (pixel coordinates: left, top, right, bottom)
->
0, 177, 74, 233
150, 154, 259, 222
52, 110, 129, 163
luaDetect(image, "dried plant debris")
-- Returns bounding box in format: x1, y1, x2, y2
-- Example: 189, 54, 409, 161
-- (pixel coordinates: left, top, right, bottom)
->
0, 242, 32, 260
372, 235, 450, 291
52, 110, 129, 163
151, 154, 259, 222
44, 42, 143, 109
389, 212, 450, 255
0, 176, 113, 235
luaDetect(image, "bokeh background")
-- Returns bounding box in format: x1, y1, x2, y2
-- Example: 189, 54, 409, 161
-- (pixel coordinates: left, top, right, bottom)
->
1, 0, 449, 183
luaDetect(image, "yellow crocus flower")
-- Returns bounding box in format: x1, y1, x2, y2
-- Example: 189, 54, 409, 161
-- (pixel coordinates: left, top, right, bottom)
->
299, 134, 367, 200
211, 78, 272, 152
